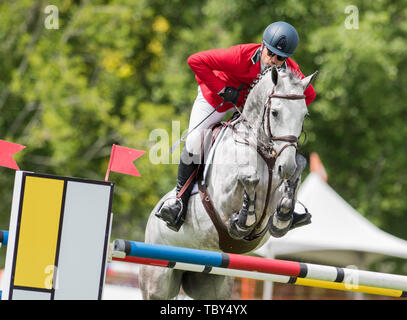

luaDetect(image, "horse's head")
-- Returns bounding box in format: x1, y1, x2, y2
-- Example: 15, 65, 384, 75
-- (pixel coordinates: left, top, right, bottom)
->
243, 66, 318, 180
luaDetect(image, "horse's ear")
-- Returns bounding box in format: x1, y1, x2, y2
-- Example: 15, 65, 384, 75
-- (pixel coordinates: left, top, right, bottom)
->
301, 70, 319, 90
271, 66, 279, 86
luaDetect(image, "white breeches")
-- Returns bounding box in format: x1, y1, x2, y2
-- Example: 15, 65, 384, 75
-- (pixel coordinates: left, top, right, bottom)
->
185, 87, 228, 156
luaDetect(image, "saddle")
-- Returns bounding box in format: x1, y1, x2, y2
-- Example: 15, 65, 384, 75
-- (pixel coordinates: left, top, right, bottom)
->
189, 114, 235, 196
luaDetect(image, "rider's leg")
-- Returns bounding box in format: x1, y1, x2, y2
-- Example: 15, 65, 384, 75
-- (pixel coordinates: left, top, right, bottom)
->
156, 147, 199, 231
156, 87, 228, 231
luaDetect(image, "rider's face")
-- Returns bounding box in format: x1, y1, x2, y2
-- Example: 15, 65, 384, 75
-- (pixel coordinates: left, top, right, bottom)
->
260, 44, 286, 67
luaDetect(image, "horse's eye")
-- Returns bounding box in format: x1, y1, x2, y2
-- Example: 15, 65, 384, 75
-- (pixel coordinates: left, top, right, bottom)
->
271, 110, 278, 117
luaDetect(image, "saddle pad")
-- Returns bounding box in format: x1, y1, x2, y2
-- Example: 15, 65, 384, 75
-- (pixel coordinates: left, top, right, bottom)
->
203, 125, 228, 182
191, 182, 199, 196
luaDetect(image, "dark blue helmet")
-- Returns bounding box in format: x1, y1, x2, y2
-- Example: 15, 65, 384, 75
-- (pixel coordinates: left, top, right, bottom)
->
263, 21, 299, 57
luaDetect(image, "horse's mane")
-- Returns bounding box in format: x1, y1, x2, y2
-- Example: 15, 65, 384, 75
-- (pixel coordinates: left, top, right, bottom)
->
247, 65, 303, 93
242, 66, 303, 107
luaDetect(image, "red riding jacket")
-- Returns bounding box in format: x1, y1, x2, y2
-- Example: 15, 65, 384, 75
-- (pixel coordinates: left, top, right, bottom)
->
187, 43, 316, 113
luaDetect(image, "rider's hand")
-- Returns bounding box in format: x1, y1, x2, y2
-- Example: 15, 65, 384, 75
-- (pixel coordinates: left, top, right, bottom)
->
218, 86, 240, 104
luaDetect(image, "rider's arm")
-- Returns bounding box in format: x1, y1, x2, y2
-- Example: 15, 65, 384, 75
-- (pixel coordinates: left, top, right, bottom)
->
187, 45, 242, 94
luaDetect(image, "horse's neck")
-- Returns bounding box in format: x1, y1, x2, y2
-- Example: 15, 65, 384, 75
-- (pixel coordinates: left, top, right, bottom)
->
240, 83, 273, 146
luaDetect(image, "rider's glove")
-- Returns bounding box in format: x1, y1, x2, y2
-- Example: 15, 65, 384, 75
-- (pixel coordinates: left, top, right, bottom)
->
218, 86, 240, 104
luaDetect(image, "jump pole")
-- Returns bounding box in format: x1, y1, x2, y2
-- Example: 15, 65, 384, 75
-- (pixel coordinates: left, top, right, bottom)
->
112, 255, 405, 298
113, 239, 407, 296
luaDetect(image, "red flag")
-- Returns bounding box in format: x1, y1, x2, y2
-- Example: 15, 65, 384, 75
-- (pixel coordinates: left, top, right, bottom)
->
0, 140, 26, 170
105, 144, 146, 181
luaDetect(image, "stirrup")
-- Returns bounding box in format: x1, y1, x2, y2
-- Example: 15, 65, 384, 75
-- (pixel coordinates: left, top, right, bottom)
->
290, 212, 312, 230
289, 201, 312, 230
155, 197, 185, 232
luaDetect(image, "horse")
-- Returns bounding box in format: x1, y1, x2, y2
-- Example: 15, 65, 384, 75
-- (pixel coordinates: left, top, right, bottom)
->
140, 66, 318, 300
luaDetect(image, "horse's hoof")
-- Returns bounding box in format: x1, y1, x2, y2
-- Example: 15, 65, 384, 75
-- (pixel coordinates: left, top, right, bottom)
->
229, 213, 253, 239
269, 224, 291, 238
268, 211, 293, 238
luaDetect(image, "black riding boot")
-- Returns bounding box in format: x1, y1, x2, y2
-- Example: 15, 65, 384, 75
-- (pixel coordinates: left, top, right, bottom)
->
156, 147, 199, 231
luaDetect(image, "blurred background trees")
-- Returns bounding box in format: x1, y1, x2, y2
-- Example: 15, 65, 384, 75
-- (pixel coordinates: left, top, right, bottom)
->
0, 0, 406, 271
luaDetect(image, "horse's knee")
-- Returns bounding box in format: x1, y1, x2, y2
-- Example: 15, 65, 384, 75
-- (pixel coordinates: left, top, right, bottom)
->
238, 167, 259, 191
238, 166, 259, 181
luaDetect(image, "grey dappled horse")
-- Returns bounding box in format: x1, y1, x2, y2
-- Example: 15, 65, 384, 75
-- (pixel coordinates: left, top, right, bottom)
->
140, 66, 318, 300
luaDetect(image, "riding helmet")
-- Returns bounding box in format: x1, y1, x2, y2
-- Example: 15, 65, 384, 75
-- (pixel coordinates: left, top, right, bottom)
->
263, 21, 299, 57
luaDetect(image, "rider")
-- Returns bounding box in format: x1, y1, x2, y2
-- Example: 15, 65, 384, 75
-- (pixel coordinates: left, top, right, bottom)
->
156, 21, 316, 231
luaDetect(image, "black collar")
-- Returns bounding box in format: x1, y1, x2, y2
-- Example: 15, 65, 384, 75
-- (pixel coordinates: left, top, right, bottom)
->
252, 47, 288, 70
251, 48, 261, 64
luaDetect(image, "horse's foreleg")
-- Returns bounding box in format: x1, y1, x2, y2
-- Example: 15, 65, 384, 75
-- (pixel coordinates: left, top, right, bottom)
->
139, 265, 183, 300
269, 154, 309, 237
229, 167, 259, 239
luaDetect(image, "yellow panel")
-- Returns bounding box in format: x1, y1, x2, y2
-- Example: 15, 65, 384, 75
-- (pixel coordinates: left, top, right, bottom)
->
295, 278, 403, 298
14, 176, 64, 289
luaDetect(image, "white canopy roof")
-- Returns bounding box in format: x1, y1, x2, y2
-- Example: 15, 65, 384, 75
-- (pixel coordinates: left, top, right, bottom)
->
256, 173, 407, 267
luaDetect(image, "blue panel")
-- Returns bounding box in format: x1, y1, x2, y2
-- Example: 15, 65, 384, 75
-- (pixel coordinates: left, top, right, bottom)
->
127, 241, 224, 267
0, 230, 7, 246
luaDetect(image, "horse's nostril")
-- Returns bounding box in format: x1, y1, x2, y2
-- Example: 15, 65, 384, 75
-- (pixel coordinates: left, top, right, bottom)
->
278, 165, 282, 175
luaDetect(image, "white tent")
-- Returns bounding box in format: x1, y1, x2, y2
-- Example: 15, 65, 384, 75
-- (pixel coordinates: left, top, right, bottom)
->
256, 172, 407, 268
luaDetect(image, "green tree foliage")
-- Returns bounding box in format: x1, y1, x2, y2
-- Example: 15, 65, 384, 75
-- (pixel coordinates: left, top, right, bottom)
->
0, 0, 406, 271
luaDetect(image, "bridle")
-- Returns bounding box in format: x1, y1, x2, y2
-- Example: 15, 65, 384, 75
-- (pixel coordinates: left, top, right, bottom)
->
261, 88, 306, 156
232, 87, 306, 159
